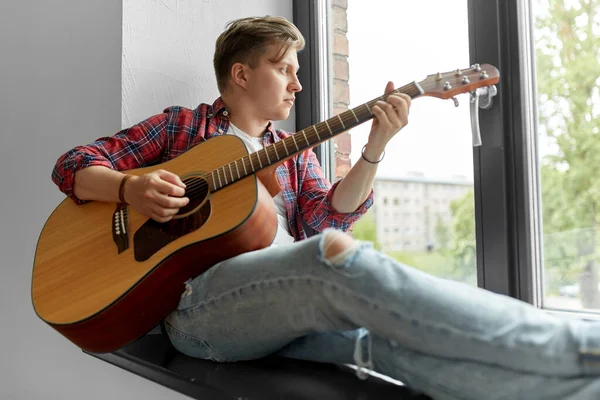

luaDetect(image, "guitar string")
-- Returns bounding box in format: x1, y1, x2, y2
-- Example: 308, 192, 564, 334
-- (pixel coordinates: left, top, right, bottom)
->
163, 72, 486, 200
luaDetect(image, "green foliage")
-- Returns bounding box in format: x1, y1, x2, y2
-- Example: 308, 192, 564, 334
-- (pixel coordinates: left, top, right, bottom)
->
387, 250, 476, 286
535, 0, 600, 289
446, 189, 477, 278
434, 214, 451, 250
535, 0, 600, 232
352, 209, 381, 250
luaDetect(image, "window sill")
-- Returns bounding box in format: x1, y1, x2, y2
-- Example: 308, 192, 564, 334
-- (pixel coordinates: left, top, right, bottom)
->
86, 332, 430, 399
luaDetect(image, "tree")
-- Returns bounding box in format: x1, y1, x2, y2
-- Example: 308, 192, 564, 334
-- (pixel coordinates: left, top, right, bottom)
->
351, 209, 381, 250
434, 214, 451, 251
448, 189, 477, 281
535, 0, 600, 307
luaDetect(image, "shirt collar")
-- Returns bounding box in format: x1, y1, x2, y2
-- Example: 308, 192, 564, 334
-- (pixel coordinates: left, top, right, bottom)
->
207, 97, 281, 143
209, 97, 228, 118
265, 121, 280, 143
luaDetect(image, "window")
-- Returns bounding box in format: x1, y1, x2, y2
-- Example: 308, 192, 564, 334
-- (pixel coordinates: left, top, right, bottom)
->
327, 0, 476, 285
531, 0, 600, 313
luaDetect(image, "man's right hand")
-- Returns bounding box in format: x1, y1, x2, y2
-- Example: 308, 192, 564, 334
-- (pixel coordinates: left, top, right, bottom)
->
123, 169, 189, 223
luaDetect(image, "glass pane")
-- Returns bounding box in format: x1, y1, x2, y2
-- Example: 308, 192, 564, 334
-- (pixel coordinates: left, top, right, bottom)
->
533, 0, 600, 312
329, 0, 477, 285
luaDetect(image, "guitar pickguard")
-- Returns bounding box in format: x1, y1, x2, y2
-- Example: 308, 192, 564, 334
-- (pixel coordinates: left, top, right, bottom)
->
132, 201, 212, 262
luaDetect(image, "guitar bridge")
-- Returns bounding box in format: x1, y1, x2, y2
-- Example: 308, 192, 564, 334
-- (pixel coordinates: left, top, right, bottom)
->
112, 204, 130, 254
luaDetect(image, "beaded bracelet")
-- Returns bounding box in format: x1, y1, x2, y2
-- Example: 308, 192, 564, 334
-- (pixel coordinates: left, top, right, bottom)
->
361, 144, 385, 164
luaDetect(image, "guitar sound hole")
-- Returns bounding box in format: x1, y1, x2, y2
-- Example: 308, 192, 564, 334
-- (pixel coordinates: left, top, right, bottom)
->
177, 176, 210, 216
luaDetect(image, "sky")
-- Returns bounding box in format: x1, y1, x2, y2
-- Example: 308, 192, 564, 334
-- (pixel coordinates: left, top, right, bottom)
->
345, 0, 474, 181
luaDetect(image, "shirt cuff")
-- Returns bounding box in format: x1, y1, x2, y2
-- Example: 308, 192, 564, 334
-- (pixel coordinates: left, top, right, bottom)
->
323, 180, 374, 222
57, 157, 114, 205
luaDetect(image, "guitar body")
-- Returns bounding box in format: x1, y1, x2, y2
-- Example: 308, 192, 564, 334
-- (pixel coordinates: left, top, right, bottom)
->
32, 135, 278, 353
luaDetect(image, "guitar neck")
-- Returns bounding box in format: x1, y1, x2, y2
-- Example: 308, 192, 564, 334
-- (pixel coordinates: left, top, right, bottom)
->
208, 81, 425, 191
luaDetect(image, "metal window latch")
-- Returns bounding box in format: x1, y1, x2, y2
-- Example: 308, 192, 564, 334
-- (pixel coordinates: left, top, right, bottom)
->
469, 85, 498, 147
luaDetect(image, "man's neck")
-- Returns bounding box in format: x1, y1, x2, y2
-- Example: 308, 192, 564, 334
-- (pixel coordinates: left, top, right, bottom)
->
221, 95, 270, 138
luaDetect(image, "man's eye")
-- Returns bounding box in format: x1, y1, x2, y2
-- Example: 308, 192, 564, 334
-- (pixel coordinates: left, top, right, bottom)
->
281, 68, 288, 73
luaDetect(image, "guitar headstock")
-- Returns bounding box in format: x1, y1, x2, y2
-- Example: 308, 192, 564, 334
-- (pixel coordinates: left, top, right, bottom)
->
419, 64, 500, 99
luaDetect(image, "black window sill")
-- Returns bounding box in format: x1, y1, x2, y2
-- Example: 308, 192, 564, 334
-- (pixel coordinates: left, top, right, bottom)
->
86, 332, 431, 399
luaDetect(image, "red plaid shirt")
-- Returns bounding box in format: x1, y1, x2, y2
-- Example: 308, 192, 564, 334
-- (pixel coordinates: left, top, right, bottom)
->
52, 97, 373, 241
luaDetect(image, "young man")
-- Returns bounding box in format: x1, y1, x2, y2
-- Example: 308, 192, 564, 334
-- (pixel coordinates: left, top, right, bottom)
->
52, 15, 600, 400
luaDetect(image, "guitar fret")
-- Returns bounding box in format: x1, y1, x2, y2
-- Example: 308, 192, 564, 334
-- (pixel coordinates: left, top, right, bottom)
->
324, 120, 333, 136
222, 167, 228, 185
282, 138, 289, 155
256, 152, 263, 168
265, 147, 271, 164
313, 125, 321, 141
211, 171, 217, 189
302, 130, 309, 146
291, 135, 299, 151
234, 160, 240, 178
337, 115, 346, 130
365, 102, 372, 114
228, 164, 234, 181
350, 108, 359, 123
249, 154, 255, 172
241, 158, 247, 176
217, 169, 223, 188
273, 143, 280, 160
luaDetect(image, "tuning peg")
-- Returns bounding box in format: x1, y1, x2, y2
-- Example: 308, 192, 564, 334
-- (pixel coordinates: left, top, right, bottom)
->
455, 69, 463, 76
452, 97, 459, 107
436, 72, 443, 81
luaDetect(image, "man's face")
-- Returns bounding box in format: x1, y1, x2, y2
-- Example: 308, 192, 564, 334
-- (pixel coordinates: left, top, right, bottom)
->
244, 44, 302, 121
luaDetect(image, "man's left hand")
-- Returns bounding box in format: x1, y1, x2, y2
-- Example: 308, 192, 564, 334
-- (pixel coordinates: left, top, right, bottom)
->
363, 81, 411, 161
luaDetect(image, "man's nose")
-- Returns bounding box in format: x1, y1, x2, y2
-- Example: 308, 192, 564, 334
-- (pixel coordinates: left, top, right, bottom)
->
290, 75, 302, 92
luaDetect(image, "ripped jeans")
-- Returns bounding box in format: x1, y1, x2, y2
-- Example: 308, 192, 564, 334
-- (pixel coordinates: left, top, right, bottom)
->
164, 228, 600, 400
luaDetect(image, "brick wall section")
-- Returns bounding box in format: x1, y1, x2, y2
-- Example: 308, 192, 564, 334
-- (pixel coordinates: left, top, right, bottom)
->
331, 0, 352, 182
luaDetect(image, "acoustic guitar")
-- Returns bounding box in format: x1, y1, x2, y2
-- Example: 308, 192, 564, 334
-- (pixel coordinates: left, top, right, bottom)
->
31, 64, 500, 353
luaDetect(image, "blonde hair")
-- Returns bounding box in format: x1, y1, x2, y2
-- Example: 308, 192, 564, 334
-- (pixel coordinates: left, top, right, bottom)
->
213, 15, 306, 93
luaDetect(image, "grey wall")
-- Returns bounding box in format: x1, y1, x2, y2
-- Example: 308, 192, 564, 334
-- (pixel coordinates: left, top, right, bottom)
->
123, 0, 295, 133
1, 0, 292, 398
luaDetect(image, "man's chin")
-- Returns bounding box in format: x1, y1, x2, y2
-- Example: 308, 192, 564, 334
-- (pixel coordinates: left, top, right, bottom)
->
271, 110, 291, 122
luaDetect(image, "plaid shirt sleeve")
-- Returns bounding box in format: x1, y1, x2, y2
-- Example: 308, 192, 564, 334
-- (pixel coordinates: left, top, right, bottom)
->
51, 113, 168, 204
297, 149, 374, 233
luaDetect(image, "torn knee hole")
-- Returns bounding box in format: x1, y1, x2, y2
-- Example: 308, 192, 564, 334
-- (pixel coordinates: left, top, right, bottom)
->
322, 230, 359, 265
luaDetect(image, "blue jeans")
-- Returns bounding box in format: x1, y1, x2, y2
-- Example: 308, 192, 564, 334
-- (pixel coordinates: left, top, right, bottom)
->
164, 228, 600, 400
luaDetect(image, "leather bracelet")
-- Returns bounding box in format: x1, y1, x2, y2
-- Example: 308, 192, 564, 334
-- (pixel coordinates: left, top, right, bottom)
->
361, 145, 385, 164
118, 174, 133, 204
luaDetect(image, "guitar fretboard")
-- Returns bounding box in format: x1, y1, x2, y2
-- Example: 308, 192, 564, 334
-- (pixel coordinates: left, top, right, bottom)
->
208, 81, 424, 191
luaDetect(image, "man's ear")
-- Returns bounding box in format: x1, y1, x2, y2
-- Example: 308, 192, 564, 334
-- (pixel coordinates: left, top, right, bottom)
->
230, 62, 249, 90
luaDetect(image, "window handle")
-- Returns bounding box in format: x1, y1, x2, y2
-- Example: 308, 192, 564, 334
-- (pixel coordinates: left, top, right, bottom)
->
470, 85, 498, 147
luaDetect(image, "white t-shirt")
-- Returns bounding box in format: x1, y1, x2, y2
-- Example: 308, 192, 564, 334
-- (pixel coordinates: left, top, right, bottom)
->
226, 123, 295, 246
